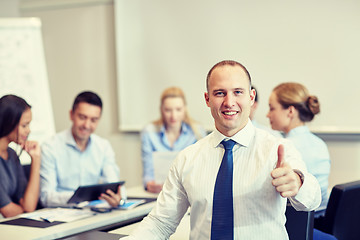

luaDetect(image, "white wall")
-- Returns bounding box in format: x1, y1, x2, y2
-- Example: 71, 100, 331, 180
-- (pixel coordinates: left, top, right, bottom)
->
1, 0, 359, 190
17, 0, 143, 187
114, 0, 360, 134
0, 0, 20, 17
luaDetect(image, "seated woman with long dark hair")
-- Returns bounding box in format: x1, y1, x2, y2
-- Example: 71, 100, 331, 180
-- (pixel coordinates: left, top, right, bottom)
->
0, 95, 41, 218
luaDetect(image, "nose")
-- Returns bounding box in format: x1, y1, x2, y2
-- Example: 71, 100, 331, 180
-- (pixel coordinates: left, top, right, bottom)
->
84, 119, 91, 129
223, 94, 235, 108
26, 124, 31, 133
266, 111, 270, 118
170, 110, 175, 118
170, 109, 179, 120
25, 127, 31, 137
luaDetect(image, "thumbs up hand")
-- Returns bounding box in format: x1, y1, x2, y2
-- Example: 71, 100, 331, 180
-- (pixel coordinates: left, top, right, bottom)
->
271, 144, 302, 198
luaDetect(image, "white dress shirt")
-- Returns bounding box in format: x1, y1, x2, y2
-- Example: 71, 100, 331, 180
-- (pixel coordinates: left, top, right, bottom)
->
125, 121, 321, 240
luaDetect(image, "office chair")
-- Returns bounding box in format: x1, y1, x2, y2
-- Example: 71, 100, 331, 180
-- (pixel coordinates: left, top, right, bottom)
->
314, 180, 360, 240
285, 203, 314, 240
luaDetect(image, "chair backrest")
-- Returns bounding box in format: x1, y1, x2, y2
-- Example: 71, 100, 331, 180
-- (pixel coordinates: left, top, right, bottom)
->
323, 180, 360, 240
285, 204, 314, 240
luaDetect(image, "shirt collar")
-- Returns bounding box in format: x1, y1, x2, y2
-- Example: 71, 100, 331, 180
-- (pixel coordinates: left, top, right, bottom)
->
65, 128, 92, 150
211, 119, 255, 148
160, 122, 189, 136
286, 125, 309, 137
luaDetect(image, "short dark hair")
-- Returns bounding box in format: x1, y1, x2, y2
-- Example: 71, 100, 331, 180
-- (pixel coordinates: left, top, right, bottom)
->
72, 91, 103, 112
206, 60, 251, 91
252, 86, 258, 102
0, 95, 31, 138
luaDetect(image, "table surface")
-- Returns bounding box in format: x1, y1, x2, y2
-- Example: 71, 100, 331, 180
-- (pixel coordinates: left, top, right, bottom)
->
110, 210, 190, 240
0, 186, 157, 240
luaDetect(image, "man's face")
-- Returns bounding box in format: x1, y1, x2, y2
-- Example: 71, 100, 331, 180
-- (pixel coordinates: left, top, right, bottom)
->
70, 102, 101, 143
205, 65, 255, 137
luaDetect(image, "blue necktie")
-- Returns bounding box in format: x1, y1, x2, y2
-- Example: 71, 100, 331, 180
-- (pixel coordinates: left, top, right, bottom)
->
211, 139, 236, 240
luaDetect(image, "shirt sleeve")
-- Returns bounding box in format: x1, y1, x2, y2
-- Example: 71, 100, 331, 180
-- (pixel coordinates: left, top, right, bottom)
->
0, 151, 27, 208
126, 153, 190, 239
40, 141, 73, 207
289, 171, 322, 211
141, 127, 155, 187
0, 183, 12, 208
281, 139, 321, 211
100, 140, 120, 183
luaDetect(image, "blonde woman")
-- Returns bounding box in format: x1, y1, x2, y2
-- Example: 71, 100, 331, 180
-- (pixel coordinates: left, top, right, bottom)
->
141, 87, 206, 193
267, 82, 330, 216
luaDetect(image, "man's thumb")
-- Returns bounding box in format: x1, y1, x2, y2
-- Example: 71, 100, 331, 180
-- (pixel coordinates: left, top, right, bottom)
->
276, 144, 285, 168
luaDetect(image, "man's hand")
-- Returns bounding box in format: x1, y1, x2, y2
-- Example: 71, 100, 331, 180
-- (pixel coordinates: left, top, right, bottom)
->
271, 144, 302, 198
100, 185, 122, 208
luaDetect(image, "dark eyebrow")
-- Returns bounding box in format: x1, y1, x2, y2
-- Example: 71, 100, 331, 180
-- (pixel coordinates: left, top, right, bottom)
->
234, 88, 246, 91
212, 88, 246, 92
212, 88, 226, 93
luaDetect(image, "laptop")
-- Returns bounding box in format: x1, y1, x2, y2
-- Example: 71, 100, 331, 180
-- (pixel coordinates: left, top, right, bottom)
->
67, 181, 125, 204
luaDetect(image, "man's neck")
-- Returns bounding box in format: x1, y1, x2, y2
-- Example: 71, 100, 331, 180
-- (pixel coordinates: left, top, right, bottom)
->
73, 136, 89, 152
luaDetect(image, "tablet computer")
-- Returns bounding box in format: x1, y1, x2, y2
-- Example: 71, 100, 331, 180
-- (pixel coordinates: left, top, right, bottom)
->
67, 181, 125, 204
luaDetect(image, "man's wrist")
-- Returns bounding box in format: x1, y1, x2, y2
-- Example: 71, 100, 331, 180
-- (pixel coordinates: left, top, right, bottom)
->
293, 169, 304, 187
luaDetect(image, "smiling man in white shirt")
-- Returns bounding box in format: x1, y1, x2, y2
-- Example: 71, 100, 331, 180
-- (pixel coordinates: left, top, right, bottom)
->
124, 60, 321, 240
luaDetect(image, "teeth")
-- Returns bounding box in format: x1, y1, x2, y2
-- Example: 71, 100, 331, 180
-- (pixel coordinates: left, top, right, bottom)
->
224, 111, 237, 115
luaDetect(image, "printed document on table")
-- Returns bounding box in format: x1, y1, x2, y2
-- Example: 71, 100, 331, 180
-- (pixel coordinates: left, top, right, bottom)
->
21, 208, 95, 222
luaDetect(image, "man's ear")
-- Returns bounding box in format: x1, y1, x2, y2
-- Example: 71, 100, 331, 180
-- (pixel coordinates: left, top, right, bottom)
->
69, 109, 74, 121
204, 92, 210, 107
250, 88, 256, 105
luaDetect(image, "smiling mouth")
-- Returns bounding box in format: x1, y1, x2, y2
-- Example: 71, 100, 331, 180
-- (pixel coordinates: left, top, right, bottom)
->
222, 111, 238, 116
79, 128, 90, 134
